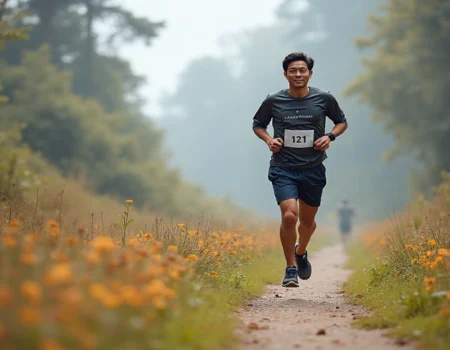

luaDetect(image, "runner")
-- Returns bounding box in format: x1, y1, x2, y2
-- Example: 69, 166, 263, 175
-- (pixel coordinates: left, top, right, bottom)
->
336, 197, 356, 249
252, 52, 348, 287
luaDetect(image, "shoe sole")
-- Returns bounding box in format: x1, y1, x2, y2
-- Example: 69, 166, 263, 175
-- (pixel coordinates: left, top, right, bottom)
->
282, 280, 299, 287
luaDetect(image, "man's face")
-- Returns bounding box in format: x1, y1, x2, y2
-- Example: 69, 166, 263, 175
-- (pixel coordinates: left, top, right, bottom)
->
284, 60, 312, 88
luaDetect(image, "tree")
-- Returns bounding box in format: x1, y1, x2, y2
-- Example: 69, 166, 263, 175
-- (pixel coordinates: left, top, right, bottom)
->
3, 0, 165, 112
345, 0, 450, 191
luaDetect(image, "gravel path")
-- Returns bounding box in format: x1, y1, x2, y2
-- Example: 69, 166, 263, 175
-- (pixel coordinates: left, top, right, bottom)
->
235, 245, 415, 350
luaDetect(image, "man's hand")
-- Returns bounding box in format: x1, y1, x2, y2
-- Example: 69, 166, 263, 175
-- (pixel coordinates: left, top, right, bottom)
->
267, 138, 283, 153
313, 135, 331, 151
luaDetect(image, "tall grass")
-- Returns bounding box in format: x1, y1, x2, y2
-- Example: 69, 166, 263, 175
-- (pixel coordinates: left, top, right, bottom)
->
345, 171, 450, 350
0, 172, 285, 349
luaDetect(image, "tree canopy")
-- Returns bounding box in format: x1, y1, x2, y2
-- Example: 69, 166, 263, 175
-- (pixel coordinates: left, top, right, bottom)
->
346, 0, 450, 191
0, 0, 249, 220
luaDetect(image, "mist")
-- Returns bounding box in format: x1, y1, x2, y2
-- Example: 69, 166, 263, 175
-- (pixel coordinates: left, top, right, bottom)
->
155, 0, 414, 225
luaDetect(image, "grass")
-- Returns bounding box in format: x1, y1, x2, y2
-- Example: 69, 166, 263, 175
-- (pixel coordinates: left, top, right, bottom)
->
0, 170, 333, 350
342, 172, 450, 350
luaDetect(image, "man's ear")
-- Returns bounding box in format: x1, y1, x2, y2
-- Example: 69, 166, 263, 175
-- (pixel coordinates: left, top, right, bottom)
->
283, 71, 287, 79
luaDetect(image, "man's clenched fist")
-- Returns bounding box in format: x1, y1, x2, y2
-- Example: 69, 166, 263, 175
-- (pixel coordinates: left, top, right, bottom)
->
267, 138, 283, 153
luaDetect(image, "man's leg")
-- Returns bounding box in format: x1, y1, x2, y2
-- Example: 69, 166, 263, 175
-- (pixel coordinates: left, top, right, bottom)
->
279, 199, 299, 267
295, 199, 318, 255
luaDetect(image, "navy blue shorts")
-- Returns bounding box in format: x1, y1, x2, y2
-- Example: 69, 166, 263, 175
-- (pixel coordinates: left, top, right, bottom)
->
268, 163, 327, 207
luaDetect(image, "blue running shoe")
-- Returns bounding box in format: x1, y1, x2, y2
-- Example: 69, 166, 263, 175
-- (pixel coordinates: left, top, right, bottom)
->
282, 266, 299, 287
295, 243, 312, 280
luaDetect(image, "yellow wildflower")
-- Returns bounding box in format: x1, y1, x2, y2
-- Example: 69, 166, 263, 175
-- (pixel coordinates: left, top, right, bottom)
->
125, 199, 134, 205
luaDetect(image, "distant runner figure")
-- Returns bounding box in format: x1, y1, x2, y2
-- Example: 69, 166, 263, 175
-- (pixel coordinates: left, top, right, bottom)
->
336, 197, 356, 249
252, 52, 348, 287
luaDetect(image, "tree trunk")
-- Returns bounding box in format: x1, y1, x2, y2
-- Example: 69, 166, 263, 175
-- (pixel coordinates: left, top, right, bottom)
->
84, 0, 95, 97
0, 0, 9, 21
35, 0, 59, 64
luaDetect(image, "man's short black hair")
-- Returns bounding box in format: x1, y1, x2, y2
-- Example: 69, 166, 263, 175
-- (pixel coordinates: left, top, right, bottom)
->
282, 52, 314, 72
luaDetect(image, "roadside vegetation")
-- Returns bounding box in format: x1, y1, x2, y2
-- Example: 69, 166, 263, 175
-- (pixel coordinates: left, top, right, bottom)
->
344, 172, 450, 350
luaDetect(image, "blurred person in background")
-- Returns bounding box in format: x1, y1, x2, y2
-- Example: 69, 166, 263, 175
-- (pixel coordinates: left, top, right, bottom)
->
336, 197, 356, 249
252, 52, 348, 287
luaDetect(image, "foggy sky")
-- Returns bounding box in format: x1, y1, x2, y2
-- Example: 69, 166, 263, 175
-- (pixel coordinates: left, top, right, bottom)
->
119, 0, 307, 117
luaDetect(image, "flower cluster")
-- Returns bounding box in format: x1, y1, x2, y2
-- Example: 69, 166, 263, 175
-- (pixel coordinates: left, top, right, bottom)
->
0, 201, 277, 349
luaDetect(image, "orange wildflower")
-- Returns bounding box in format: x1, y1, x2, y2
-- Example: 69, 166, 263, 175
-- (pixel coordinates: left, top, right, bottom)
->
167, 245, 177, 253
428, 239, 437, 247
187, 254, 198, 262
41, 339, 63, 350
45, 264, 72, 286
9, 220, 21, 227
91, 236, 115, 253
20, 281, 42, 304
0, 286, 11, 306
19, 307, 40, 325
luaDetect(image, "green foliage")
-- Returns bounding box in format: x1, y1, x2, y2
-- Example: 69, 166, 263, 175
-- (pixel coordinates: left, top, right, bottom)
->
398, 289, 442, 319
0, 125, 40, 200
346, 0, 450, 191
0, 11, 32, 45
0, 45, 251, 219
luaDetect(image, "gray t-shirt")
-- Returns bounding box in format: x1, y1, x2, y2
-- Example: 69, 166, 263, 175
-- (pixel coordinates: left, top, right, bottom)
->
253, 87, 347, 168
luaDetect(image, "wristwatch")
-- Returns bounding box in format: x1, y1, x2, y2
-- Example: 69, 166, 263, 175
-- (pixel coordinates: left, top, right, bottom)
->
326, 132, 336, 141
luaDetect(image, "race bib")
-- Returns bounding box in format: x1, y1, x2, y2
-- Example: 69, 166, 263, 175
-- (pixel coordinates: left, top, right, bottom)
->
284, 129, 314, 148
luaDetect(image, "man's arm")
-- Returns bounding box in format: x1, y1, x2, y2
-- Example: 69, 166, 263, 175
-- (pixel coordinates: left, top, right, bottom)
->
313, 93, 348, 150
254, 128, 283, 153
253, 96, 283, 152
326, 92, 348, 137
254, 128, 272, 144
329, 122, 347, 138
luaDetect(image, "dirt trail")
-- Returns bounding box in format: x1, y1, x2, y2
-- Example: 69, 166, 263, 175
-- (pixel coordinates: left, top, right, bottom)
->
235, 245, 415, 350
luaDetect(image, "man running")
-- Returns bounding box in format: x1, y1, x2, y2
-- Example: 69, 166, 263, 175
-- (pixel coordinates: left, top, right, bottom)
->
336, 197, 356, 249
252, 52, 348, 287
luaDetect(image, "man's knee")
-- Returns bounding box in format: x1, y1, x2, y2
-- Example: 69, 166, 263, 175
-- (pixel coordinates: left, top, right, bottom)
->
299, 218, 316, 230
282, 210, 298, 227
